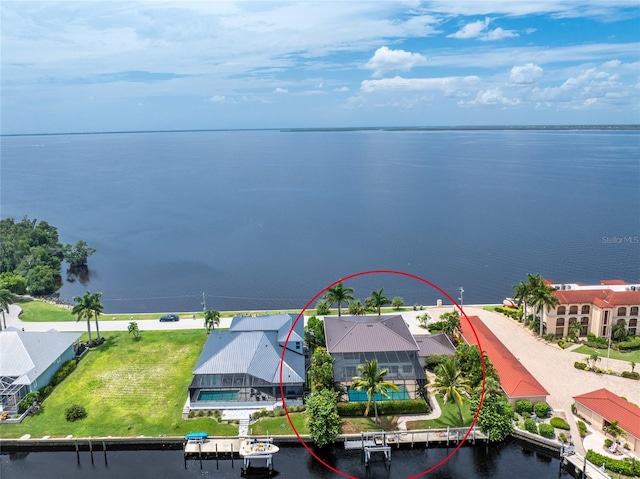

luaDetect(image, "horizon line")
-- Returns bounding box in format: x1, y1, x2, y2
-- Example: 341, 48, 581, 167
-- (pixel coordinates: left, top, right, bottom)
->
2, 124, 639, 137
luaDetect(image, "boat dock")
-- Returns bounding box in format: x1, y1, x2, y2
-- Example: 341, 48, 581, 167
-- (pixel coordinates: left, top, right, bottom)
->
184, 435, 277, 475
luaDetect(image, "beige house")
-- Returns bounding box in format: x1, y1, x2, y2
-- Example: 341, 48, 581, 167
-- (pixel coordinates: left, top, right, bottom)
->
574, 388, 640, 452
544, 279, 640, 339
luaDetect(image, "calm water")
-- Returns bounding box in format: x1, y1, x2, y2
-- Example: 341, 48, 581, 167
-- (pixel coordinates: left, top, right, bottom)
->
1, 129, 638, 313
1, 440, 573, 479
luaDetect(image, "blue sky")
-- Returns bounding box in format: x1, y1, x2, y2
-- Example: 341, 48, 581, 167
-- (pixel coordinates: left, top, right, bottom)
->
1, 1, 639, 134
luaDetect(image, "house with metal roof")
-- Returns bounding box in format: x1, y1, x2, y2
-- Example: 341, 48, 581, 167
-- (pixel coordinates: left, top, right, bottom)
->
574, 388, 640, 452
324, 315, 427, 401
187, 314, 305, 410
0, 328, 81, 412
459, 315, 549, 406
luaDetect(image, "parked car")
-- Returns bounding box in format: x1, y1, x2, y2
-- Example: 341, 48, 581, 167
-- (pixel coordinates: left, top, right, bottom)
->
159, 314, 179, 322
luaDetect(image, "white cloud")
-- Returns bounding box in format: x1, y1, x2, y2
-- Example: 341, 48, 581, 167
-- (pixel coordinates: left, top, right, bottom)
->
334, 86, 350, 92
208, 95, 226, 102
465, 88, 521, 106
364, 46, 428, 77
448, 18, 490, 39
510, 63, 543, 84
273, 87, 288, 94
448, 18, 518, 41
361, 75, 480, 92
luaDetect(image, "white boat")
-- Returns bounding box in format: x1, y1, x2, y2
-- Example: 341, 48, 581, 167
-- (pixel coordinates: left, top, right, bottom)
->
240, 440, 280, 456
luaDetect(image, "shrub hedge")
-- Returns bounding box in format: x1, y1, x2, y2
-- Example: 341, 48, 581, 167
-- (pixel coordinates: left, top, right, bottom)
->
618, 337, 640, 351
515, 399, 532, 416
585, 450, 640, 477
550, 417, 571, 430
538, 423, 555, 439
621, 371, 640, 380
574, 362, 587, 370
577, 420, 587, 438
534, 401, 550, 418
337, 399, 428, 417
523, 418, 538, 434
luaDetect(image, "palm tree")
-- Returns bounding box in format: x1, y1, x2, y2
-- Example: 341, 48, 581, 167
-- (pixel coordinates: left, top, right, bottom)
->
72, 290, 104, 344
440, 310, 461, 338
323, 282, 355, 317
612, 320, 629, 342
351, 359, 399, 424
204, 310, 220, 333
568, 320, 582, 339
512, 280, 532, 322
347, 300, 367, 316
527, 278, 559, 337
0, 288, 16, 330
366, 288, 390, 315
434, 358, 471, 422
128, 321, 141, 340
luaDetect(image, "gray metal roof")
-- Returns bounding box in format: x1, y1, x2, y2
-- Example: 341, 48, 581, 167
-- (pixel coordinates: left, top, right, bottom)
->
414, 333, 456, 357
324, 315, 419, 354
193, 315, 304, 384
0, 328, 81, 385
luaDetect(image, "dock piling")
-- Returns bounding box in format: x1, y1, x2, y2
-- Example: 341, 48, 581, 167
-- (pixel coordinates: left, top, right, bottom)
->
102, 440, 107, 466
88, 438, 94, 465
75, 440, 80, 464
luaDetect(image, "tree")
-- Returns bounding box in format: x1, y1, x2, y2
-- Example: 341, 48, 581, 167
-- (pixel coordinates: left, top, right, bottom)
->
323, 282, 355, 317
306, 389, 341, 447
512, 278, 533, 323
308, 347, 335, 392
347, 300, 366, 316
304, 316, 326, 351
568, 319, 582, 338
417, 312, 431, 328
527, 276, 560, 337
128, 321, 141, 341
366, 288, 390, 315
315, 299, 331, 316
440, 310, 461, 338
391, 296, 404, 310
63, 240, 96, 267
26, 265, 57, 296
612, 320, 629, 342
351, 359, 398, 423
0, 288, 16, 330
0, 272, 27, 294
585, 353, 600, 370
71, 290, 104, 344
434, 357, 471, 422
204, 310, 220, 333
470, 393, 514, 442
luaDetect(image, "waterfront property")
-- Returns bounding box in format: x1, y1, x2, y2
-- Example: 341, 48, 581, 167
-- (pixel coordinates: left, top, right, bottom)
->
323, 315, 427, 399
545, 279, 640, 339
0, 327, 81, 412
186, 314, 305, 411
573, 388, 640, 452
459, 315, 549, 406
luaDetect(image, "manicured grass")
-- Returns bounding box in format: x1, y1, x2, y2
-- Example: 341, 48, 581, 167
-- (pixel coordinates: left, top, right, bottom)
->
340, 416, 397, 433
249, 413, 308, 436
17, 298, 76, 322
405, 395, 473, 429
0, 330, 237, 439
573, 345, 640, 364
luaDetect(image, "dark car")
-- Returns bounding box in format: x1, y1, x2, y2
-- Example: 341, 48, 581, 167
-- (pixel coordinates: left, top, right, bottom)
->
159, 314, 179, 322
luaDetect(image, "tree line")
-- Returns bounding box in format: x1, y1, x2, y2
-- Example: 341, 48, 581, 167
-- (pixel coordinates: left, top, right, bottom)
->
0, 216, 96, 296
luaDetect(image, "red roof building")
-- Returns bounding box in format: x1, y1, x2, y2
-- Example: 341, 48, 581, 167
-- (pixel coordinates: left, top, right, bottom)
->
544, 280, 640, 339
460, 315, 549, 406
573, 388, 640, 452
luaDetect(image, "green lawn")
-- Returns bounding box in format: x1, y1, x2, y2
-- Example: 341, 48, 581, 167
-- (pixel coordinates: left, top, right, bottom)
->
405, 394, 473, 429
249, 413, 308, 436
0, 330, 237, 438
340, 415, 397, 433
17, 298, 77, 322
573, 345, 640, 364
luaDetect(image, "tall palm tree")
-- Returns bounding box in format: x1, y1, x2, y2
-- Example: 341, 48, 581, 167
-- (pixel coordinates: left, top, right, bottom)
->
366, 288, 390, 315
351, 359, 399, 424
528, 280, 559, 337
0, 288, 16, 330
323, 282, 355, 317
204, 310, 220, 333
434, 358, 471, 422
612, 320, 629, 342
512, 280, 532, 322
72, 290, 104, 343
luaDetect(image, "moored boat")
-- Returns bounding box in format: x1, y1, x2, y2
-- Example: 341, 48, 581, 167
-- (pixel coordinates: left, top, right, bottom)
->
240, 439, 279, 456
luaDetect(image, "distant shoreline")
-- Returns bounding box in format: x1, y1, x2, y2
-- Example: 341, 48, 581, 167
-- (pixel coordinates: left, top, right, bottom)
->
2, 124, 639, 137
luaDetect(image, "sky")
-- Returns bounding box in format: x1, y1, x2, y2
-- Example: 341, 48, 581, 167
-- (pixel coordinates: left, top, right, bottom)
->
1, 1, 639, 134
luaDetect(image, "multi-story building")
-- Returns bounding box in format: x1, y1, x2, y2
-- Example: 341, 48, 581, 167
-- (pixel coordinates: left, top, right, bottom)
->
544, 279, 640, 339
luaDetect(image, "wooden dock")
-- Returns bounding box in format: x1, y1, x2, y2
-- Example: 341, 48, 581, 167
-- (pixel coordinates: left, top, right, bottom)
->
184, 437, 241, 458
345, 426, 486, 452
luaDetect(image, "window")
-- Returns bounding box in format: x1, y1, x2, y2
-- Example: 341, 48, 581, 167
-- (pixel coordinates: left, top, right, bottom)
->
402, 365, 413, 374
580, 317, 589, 336
631, 307, 638, 316
557, 306, 566, 315
569, 306, 578, 315
618, 307, 627, 316
581, 305, 590, 314
295, 342, 300, 349
556, 318, 565, 326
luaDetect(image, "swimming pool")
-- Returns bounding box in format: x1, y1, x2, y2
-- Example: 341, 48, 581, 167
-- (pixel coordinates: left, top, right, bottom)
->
347, 385, 409, 402
197, 390, 240, 401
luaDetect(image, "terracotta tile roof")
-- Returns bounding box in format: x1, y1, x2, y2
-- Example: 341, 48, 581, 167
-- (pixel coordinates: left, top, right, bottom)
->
324, 315, 418, 354
600, 279, 628, 285
460, 315, 549, 399
573, 388, 640, 440
553, 289, 640, 308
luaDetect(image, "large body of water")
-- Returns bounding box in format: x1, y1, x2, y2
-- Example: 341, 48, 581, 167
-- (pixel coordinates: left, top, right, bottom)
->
1, 440, 573, 479
1, 129, 638, 313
